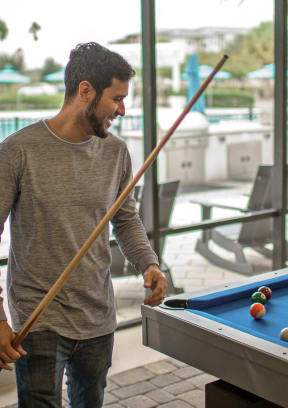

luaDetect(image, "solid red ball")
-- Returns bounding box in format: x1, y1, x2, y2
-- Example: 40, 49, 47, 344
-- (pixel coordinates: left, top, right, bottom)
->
257, 286, 272, 300
249, 302, 266, 319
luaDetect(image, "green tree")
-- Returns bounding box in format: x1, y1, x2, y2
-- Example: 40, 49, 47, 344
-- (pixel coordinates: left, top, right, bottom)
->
41, 57, 62, 79
0, 19, 8, 41
0, 49, 25, 72
196, 21, 274, 79
13, 48, 25, 71
29, 22, 41, 41
225, 22, 273, 77
245, 22, 273, 65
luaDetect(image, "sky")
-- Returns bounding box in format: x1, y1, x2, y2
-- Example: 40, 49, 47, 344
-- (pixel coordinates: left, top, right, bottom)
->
0, 0, 274, 70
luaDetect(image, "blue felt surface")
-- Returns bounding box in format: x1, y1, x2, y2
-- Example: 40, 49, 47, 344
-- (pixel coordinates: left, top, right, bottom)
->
186, 274, 288, 347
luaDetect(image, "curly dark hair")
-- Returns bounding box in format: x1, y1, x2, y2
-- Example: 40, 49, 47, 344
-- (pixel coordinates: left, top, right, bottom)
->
64, 42, 135, 102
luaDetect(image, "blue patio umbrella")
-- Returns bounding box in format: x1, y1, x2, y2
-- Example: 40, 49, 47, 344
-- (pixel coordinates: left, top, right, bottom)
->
44, 68, 65, 82
199, 65, 231, 80
184, 54, 205, 114
247, 64, 274, 79
0, 64, 31, 84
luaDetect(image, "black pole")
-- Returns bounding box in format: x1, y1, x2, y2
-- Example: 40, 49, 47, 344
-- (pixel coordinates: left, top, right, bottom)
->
273, 0, 287, 269
141, 0, 160, 258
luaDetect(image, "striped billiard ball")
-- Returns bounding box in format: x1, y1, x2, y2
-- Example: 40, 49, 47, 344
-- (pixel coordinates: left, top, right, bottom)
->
250, 302, 266, 319
280, 328, 288, 342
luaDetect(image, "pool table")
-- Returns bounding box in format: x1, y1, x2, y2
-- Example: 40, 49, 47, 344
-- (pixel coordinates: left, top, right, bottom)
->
141, 269, 288, 407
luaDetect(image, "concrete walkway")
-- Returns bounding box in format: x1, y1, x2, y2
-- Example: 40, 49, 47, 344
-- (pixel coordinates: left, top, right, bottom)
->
0, 181, 273, 407
84, 358, 216, 408
3, 357, 217, 408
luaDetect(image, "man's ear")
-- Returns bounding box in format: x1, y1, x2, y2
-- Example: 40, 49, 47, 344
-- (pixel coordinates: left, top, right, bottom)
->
79, 81, 95, 101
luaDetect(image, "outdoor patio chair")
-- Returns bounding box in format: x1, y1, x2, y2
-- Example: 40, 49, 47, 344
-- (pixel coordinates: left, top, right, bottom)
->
191, 165, 287, 275
110, 179, 183, 294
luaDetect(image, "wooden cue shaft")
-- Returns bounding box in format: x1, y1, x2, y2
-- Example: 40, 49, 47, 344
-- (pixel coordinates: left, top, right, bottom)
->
11, 54, 228, 349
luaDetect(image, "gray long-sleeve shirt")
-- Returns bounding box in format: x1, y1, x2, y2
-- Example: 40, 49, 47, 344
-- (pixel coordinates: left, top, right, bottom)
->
0, 120, 158, 339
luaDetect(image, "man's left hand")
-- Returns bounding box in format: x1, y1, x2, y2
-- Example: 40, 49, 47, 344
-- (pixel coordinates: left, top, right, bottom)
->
143, 264, 168, 306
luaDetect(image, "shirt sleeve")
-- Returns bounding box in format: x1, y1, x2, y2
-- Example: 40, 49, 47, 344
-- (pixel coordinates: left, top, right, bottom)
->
0, 141, 21, 320
111, 146, 159, 273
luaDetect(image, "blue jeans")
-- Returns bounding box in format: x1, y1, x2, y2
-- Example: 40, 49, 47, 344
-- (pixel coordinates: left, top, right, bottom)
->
15, 331, 114, 408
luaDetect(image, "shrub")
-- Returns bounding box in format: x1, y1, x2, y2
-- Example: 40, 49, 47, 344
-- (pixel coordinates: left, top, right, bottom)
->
205, 88, 254, 108
0, 92, 64, 110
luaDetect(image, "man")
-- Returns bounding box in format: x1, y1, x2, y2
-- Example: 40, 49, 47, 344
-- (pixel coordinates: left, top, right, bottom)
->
0, 42, 167, 407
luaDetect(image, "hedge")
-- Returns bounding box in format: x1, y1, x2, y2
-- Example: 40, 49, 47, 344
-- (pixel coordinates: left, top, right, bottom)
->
0, 92, 65, 110
205, 88, 254, 108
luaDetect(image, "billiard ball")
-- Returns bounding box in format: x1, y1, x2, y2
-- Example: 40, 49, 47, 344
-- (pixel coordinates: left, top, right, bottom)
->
280, 328, 288, 342
250, 303, 266, 319
251, 291, 266, 305
257, 286, 272, 300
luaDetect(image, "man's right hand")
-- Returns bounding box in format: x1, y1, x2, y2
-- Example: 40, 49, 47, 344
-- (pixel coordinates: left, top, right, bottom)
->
0, 320, 27, 371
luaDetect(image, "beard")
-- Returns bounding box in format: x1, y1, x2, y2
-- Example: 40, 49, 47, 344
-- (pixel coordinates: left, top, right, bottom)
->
85, 95, 108, 139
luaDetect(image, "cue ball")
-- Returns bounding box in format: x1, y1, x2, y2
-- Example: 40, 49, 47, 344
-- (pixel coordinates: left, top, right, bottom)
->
280, 328, 288, 341
249, 303, 266, 319
257, 286, 272, 300
251, 291, 266, 305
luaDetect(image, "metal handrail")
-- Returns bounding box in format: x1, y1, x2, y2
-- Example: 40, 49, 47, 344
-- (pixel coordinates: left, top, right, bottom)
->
0, 208, 279, 266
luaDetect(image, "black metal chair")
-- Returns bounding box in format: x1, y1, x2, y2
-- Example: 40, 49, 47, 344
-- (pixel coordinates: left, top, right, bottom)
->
191, 165, 287, 275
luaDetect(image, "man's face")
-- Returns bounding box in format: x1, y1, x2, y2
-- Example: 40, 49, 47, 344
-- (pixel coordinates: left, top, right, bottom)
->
86, 78, 128, 138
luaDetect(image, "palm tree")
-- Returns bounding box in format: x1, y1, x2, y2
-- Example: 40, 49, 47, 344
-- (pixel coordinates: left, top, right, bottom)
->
29, 22, 41, 41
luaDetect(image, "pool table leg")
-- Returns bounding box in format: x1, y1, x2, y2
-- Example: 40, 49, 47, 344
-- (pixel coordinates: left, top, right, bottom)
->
205, 379, 281, 408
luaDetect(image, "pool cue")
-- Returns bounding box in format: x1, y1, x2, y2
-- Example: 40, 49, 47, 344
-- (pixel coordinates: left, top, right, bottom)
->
8, 54, 228, 351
